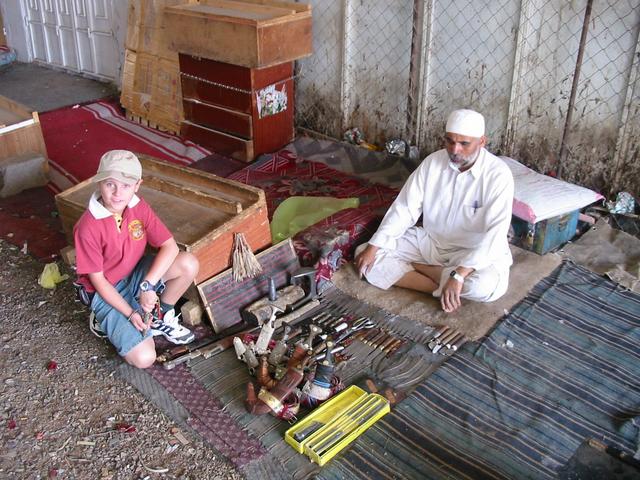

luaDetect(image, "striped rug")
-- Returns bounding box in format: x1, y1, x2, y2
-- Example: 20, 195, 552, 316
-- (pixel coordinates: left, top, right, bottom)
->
40, 100, 210, 193
319, 261, 640, 479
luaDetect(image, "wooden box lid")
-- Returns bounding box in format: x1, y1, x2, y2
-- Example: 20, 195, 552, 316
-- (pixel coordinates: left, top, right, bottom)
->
165, 0, 312, 68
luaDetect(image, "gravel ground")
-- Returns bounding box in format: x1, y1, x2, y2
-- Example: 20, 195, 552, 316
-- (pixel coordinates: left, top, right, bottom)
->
0, 240, 243, 479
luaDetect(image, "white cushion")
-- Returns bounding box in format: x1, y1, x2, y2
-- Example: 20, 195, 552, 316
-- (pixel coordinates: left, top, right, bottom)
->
500, 156, 603, 224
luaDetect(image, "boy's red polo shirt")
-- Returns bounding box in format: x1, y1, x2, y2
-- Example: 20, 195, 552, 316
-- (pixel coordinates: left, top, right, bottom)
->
73, 192, 172, 292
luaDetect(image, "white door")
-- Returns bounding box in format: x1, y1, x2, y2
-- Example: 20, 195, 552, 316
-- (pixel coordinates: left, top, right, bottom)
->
57, 0, 79, 70
86, 0, 117, 79
72, 0, 95, 74
24, 0, 48, 62
21, 0, 117, 81
40, 0, 63, 66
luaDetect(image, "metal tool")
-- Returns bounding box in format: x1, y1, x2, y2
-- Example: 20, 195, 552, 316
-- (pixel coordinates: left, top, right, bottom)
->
446, 332, 464, 349
313, 345, 345, 362
364, 329, 387, 346
427, 325, 450, 348
379, 335, 399, 352
334, 318, 375, 344
312, 398, 388, 456
385, 338, 404, 357
441, 334, 466, 356
287, 267, 318, 312
293, 421, 324, 442
305, 324, 322, 349
306, 395, 378, 451
432, 329, 459, 354
358, 328, 380, 344
268, 325, 291, 365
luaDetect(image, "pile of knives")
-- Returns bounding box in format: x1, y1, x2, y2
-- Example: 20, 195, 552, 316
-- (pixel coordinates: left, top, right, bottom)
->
426, 325, 466, 356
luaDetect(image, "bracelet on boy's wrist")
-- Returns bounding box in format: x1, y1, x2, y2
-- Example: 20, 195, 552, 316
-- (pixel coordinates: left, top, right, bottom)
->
127, 309, 142, 322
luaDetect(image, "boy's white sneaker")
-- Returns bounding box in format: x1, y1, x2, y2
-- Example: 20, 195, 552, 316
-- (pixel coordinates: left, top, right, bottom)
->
150, 309, 195, 345
89, 312, 107, 338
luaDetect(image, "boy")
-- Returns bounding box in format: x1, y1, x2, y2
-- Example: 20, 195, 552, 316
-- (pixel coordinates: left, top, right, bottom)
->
74, 150, 199, 368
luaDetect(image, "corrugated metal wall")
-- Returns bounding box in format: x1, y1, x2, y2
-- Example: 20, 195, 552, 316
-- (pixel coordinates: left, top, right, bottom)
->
296, 0, 640, 197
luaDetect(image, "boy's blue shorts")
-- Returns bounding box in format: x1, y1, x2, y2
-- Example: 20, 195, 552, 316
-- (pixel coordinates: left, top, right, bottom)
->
90, 255, 155, 356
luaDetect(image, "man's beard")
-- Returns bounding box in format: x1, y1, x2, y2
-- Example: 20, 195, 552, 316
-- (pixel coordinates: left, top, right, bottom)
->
448, 148, 480, 171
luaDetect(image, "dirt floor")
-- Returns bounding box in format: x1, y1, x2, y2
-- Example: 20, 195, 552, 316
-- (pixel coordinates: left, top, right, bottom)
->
0, 239, 243, 479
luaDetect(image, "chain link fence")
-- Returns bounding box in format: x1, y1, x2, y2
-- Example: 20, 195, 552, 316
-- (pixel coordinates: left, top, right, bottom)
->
295, 0, 639, 196
507, 0, 640, 194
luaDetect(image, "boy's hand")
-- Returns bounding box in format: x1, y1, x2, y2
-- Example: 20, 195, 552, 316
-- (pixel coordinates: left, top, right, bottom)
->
138, 290, 158, 313
129, 310, 148, 332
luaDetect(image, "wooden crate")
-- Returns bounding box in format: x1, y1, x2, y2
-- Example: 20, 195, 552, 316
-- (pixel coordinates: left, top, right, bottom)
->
120, 49, 137, 109
125, 0, 186, 60
179, 55, 295, 161
165, 0, 312, 68
121, 0, 189, 133
0, 95, 48, 162
148, 57, 183, 131
121, 49, 182, 133
54, 154, 271, 284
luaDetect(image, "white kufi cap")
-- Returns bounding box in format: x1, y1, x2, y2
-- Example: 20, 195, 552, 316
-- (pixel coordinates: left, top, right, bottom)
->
446, 109, 485, 138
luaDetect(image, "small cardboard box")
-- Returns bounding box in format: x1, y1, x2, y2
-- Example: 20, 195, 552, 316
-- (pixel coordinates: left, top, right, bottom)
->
54, 154, 271, 284
511, 210, 579, 255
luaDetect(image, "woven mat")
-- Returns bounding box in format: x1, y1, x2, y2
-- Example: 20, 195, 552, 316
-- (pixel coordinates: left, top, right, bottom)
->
318, 261, 640, 479
185, 285, 445, 479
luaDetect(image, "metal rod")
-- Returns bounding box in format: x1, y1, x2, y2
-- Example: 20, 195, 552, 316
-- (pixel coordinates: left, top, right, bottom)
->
557, 0, 594, 179
406, 0, 426, 144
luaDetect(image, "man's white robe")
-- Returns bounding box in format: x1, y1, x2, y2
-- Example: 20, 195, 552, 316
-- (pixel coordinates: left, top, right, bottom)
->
361, 147, 514, 302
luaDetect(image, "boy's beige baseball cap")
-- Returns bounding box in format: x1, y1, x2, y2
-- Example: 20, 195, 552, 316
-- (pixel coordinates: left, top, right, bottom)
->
92, 150, 142, 185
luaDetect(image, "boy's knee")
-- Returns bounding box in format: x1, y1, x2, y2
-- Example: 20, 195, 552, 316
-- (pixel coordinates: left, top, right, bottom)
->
130, 354, 156, 369
124, 340, 156, 369
177, 252, 199, 278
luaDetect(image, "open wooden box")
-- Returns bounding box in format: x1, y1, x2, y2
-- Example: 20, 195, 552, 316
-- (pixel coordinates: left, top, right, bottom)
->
165, 0, 312, 68
55, 154, 271, 284
0, 95, 48, 161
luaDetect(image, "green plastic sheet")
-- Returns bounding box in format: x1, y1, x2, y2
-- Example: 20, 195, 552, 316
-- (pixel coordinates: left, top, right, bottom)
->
270, 196, 360, 243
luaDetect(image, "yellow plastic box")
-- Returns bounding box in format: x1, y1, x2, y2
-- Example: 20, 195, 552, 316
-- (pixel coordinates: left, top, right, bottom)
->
285, 385, 390, 466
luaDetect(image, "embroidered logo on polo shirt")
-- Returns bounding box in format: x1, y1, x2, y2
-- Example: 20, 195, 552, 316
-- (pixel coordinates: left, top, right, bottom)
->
128, 220, 145, 241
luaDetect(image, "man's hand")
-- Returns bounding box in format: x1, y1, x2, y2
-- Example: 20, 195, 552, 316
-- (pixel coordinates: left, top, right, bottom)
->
138, 289, 158, 313
354, 245, 379, 279
440, 277, 463, 313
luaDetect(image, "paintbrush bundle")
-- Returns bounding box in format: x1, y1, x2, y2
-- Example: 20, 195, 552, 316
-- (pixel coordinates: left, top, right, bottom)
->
231, 232, 263, 282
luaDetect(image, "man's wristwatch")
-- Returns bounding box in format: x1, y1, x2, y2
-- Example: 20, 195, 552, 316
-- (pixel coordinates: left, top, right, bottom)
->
139, 279, 157, 293
450, 271, 465, 283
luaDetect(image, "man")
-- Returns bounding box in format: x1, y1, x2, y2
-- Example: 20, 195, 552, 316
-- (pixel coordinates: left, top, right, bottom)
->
355, 109, 514, 313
